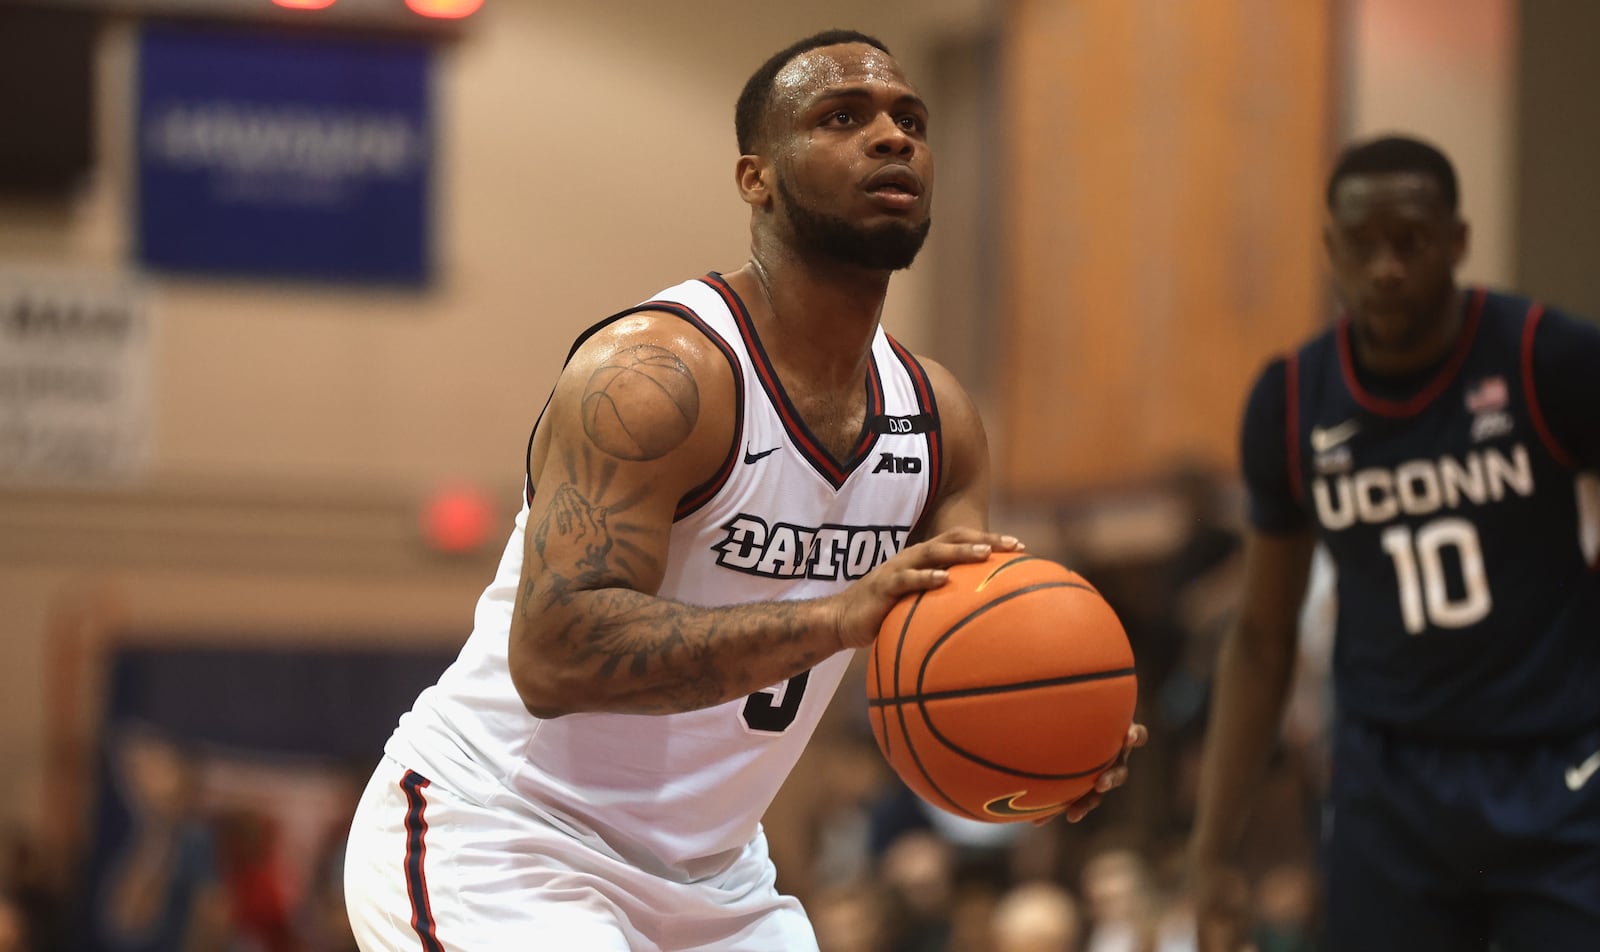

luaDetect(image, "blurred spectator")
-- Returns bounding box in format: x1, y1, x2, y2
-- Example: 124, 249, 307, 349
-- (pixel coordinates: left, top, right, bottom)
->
1080, 847, 1158, 952
95, 729, 229, 952
991, 880, 1083, 952
945, 880, 1003, 952
215, 810, 294, 952
879, 829, 957, 951
811, 881, 894, 952
1249, 861, 1319, 952
1160, 464, 1245, 694
298, 766, 364, 952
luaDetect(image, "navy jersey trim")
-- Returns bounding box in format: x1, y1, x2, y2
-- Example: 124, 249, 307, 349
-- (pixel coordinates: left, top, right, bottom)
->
701, 272, 884, 490
1284, 352, 1304, 505
1335, 287, 1486, 418
885, 332, 943, 516
399, 771, 445, 952
1520, 302, 1578, 471
521, 301, 745, 522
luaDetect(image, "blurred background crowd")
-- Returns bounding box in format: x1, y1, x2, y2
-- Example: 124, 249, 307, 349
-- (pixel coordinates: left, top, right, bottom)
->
1, 0, 1595, 950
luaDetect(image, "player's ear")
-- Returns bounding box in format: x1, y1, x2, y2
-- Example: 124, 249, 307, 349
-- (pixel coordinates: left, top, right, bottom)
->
736, 154, 773, 208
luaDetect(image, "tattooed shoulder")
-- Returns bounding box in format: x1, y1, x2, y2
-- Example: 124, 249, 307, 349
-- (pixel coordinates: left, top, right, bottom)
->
580, 343, 701, 460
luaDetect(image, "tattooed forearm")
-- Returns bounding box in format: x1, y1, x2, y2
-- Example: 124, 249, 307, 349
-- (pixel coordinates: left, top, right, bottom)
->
517, 436, 836, 715
581, 344, 699, 460
534, 587, 836, 716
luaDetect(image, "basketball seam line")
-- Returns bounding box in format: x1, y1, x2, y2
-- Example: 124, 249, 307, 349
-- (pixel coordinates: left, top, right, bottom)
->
868, 665, 1137, 706
977, 553, 1041, 588
919, 582, 1098, 678
888, 588, 981, 820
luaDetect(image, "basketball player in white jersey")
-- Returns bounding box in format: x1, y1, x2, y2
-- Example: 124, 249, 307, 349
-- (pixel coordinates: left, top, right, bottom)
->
345, 30, 1145, 952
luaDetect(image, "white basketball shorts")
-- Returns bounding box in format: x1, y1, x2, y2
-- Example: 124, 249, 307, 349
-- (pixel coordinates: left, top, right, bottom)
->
344, 756, 818, 952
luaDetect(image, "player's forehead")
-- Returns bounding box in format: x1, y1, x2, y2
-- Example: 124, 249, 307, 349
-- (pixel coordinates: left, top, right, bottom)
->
1330, 171, 1449, 226
771, 43, 916, 112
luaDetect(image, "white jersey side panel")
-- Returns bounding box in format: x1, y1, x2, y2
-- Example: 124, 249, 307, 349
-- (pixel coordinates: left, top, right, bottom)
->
385, 276, 942, 875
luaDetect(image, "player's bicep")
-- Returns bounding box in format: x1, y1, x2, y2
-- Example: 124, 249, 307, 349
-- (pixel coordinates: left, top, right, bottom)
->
521, 319, 735, 602
1240, 357, 1309, 533
1234, 528, 1316, 650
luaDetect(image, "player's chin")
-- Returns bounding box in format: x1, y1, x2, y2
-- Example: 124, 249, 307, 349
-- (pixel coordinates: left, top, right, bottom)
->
1355, 298, 1424, 331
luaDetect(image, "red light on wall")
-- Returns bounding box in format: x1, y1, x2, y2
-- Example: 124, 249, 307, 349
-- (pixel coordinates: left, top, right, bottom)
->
421, 484, 495, 554
272, 0, 338, 10
406, 0, 484, 19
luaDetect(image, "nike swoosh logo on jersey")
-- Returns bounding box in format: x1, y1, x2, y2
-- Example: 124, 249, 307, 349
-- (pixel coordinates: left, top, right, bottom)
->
1311, 419, 1361, 453
983, 791, 1065, 819
743, 446, 781, 464
1566, 751, 1600, 791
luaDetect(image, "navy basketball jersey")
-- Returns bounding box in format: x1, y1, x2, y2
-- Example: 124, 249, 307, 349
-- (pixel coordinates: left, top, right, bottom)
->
1283, 288, 1600, 738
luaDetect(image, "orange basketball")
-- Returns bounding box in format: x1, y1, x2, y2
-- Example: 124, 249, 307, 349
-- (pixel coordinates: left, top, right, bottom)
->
866, 552, 1137, 823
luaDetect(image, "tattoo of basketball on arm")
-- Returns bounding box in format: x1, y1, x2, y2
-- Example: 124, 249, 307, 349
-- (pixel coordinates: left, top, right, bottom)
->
581, 344, 700, 460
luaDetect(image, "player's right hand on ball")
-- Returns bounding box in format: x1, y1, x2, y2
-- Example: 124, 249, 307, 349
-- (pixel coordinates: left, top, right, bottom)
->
828, 528, 1023, 651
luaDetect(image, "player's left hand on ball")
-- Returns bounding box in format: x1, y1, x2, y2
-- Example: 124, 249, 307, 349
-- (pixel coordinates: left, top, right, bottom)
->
1038, 723, 1148, 826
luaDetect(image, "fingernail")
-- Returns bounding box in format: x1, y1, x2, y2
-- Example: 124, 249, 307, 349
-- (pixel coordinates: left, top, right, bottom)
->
1000, 535, 1019, 548
930, 569, 949, 580
973, 544, 991, 555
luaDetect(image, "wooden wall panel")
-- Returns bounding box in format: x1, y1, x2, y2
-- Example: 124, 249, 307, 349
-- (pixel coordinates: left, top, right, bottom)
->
996, 0, 1332, 499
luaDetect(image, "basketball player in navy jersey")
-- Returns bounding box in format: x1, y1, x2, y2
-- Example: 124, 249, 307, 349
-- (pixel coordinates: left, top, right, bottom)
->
344, 30, 1144, 952
1190, 135, 1600, 951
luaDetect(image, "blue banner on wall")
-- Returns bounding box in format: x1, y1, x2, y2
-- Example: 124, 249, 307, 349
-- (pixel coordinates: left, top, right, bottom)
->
136, 24, 433, 285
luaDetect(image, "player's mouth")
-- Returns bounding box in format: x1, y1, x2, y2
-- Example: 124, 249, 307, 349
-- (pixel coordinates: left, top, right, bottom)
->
863, 166, 923, 210
1359, 297, 1413, 324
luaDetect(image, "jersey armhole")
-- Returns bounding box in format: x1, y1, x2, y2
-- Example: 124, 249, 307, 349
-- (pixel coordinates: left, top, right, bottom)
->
1519, 302, 1579, 470
521, 302, 746, 519
885, 333, 944, 526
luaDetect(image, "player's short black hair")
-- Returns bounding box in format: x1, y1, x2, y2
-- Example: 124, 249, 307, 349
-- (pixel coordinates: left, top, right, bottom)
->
1325, 134, 1459, 213
734, 29, 892, 155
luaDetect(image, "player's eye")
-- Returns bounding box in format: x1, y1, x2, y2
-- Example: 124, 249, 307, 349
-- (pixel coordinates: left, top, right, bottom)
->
825, 110, 854, 126
1393, 231, 1426, 256
1341, 235, 1375, 259
896, 114, 926, 134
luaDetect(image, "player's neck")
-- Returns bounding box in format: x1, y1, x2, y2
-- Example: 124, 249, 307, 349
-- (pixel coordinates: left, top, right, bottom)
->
739, 252, 888, 388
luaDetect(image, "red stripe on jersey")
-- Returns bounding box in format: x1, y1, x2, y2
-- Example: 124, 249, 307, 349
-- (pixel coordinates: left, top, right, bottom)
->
1519, 302, 1577, 470
702, 274, 855, 487
400, 771, 445, 952
1337, 287, 1485, 417
886, 333, 942, 509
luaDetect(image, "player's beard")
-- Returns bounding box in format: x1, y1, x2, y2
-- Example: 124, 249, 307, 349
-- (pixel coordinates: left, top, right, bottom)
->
777, 176, 931, 272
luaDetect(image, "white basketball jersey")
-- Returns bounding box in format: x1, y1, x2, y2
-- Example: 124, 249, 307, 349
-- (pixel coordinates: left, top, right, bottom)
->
385, 274, 942, 876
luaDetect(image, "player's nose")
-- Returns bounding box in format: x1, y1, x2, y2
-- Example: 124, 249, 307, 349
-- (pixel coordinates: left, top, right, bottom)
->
1368, 246, 1405, 286
866, 114, 915, 157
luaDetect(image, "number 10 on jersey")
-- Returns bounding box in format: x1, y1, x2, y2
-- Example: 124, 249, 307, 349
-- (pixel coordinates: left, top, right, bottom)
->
1379, 517, 1492, 635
